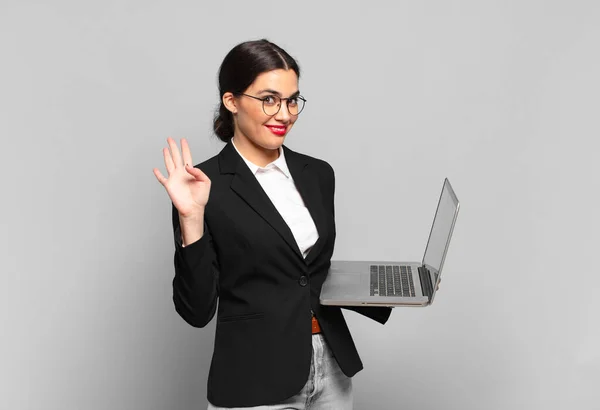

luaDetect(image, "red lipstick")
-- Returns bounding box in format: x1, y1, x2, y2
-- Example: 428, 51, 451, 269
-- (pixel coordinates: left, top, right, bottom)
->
265, 125, 287, 136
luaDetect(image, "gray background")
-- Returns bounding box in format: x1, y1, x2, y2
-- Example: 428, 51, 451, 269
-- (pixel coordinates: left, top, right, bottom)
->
1, 1, 598, 409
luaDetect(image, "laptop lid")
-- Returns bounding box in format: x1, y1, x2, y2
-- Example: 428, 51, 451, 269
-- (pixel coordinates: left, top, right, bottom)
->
421, 178, 460, 303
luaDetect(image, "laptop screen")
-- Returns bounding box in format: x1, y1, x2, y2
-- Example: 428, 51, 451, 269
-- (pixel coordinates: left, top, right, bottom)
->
422, 179, 459, 282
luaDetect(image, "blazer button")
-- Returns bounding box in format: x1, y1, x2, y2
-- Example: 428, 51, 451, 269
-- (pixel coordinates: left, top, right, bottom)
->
298, 275, 308, 286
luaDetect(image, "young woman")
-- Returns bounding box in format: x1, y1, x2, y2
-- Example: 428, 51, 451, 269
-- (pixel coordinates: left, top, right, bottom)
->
153, 39, 392, 409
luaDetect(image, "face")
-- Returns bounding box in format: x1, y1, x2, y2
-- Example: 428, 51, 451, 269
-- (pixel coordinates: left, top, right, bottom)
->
223, 69, 300, 151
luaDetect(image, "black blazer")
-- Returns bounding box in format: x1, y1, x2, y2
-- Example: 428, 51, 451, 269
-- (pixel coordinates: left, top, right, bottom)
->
171, 140, 392, 407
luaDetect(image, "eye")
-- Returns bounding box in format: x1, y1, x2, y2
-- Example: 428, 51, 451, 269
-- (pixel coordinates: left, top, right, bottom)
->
263, 95, 278, 105
287, 97, 299, 106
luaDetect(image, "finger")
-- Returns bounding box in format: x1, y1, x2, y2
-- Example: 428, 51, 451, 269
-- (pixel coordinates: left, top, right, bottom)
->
181, 138, 193, 168
185, 164, 209, 182
167, 137, 183, 168
153, 168, 168, 187
163, 147, 175, 175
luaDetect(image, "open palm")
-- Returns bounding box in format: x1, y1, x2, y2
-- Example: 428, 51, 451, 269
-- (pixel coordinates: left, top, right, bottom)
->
153, 137, 211, 218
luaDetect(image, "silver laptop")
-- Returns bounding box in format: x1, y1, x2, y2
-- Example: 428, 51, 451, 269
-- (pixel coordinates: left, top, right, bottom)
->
319, 178, 459, 307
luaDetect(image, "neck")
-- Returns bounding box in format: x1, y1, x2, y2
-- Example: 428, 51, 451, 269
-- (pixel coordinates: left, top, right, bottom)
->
232, 134, 280, 168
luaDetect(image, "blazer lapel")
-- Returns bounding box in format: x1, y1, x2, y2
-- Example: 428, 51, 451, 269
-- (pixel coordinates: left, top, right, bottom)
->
218, 141, 327, 266
285, 146, 327, 266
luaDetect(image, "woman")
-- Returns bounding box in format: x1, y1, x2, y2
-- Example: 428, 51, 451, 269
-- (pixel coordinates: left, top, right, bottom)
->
153, 39, 392, 409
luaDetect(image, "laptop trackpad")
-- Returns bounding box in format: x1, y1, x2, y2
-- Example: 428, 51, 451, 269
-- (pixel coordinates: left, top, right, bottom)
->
328, 273, 363, 287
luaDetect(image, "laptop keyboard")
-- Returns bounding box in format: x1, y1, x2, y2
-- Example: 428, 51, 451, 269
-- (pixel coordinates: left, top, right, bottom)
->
370, 265, 416, 297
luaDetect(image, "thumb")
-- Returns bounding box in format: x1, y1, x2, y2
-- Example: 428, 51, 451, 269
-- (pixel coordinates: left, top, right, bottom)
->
185, 164, 209, 182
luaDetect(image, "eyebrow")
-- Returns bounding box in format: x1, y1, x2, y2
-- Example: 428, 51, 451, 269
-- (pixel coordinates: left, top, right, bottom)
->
256, 89, 300, 97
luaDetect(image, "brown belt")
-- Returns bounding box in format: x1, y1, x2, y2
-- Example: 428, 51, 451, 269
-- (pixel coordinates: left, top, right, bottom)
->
311, 314, 321, 334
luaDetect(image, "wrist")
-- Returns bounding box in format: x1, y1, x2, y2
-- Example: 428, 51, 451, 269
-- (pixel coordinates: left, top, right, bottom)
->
179, 208, 205, 221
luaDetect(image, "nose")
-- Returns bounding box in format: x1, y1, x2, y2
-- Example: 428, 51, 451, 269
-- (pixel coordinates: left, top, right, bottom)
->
274, 101, 292, 122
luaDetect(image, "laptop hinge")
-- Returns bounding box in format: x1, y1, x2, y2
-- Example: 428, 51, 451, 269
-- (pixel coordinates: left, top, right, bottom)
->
418, 265, 433, 300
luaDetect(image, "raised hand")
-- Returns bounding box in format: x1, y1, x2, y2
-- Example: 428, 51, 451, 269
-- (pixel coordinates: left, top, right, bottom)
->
153, 137, 211, 218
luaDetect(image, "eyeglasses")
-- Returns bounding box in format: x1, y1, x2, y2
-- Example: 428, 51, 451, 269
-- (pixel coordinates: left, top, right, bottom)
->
237, 93, 307, 116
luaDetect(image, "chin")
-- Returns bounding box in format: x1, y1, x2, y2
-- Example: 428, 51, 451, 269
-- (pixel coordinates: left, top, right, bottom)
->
268, 140, 284, 150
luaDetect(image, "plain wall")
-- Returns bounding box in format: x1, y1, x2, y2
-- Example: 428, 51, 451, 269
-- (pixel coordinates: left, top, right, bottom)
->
1, 1, 598, 409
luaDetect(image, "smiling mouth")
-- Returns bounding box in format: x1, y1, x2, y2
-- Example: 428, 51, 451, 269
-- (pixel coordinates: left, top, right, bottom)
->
265, 125, 287, 135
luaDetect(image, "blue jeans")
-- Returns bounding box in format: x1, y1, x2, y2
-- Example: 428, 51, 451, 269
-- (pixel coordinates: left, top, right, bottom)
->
207, 333, 353, 409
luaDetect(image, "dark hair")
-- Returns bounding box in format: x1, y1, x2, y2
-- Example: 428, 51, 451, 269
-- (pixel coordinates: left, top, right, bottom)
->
213, 39, 301, 142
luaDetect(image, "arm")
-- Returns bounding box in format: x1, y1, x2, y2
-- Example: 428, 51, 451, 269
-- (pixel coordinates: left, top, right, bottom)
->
327, 162, 393, 325
171, 203, 219, 328
340, 305, 393, 325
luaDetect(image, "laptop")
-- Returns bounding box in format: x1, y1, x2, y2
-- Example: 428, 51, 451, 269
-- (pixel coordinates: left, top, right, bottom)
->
319, 178, 459, 307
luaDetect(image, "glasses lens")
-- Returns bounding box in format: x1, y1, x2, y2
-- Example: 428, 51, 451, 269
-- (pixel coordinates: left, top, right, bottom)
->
263, 96, 281, 116
287, 97, 305, 115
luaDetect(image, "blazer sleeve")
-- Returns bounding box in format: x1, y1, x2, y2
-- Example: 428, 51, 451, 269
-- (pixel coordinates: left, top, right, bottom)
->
171, 203, 219, 328
326, 162, 393, 325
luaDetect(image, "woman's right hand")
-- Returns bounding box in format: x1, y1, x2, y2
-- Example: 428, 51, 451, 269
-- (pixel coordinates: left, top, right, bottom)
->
153, 137, 211, 218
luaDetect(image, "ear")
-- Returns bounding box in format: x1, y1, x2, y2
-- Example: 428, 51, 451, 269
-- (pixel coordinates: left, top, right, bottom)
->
222, 92, 238, 114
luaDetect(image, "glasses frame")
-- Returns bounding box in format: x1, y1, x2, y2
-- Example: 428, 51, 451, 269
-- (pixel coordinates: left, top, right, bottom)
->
237, 93, 307, 116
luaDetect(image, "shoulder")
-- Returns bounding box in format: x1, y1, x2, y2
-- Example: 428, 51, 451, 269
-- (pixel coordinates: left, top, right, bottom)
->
190, 143, 336, 180
315, 157, 335, 179
290, 149, 335, 179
